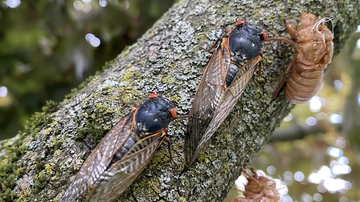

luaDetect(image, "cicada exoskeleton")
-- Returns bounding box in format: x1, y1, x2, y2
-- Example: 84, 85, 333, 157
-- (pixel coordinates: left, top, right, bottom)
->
185, 20, 266, 165
60, 93, 176, 202
267, 13, 334, 104
234, 167, 280, 202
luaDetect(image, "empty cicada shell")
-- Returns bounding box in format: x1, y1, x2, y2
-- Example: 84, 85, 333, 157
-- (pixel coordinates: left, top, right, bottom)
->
185, 20, 266, 165
268, 13, 334, 104
234, 167, 280, 202
59, 93, 176, 202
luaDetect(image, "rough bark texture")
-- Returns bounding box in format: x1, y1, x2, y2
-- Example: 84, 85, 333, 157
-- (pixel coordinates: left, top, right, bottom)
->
0, 0, 359, 201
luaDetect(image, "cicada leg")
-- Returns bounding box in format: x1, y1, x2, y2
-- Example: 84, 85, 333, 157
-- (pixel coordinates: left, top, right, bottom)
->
163, 135, 173, 160
273, 60, 294, 98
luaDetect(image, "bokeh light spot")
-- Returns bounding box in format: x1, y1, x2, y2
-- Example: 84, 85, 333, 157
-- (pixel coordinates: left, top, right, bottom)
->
317, 184, 327, 193
122, 1, 130, 9
329, 113, 342, 124
73, 0, 83, 10
0, 86, 8, 97
267, 166, 276, 175
5, 0, 21, 8
300, 193, 312, 202
82, 3, 92, 12
294, 171, 305, 182
306, 117, 317, 126
99, 0, 107, 7
335, 136, 346, 148
339, 196, 349, 202
327, 146, 343, 158
316, 112, 327, 120
85, 33, 101, 47
313, 193, 322, 201
338, 156, 349, 165
323, 178, 350, 192
284, 171, 293, 180
309, 96, 322, 112
334, 80, 343, 90
332, 164, 351, 175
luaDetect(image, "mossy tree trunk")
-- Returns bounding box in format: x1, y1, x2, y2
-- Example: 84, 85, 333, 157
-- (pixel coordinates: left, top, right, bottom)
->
0, 0, 359, 201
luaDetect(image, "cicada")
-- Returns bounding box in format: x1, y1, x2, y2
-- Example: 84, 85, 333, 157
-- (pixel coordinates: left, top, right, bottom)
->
234, 167, 280, 202
267, 13, 334, 104
185, 20, 266, 165
60, 93, 176, 202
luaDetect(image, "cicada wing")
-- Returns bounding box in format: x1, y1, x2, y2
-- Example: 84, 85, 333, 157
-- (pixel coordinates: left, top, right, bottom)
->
60, 110, 136, 202
185, 38, 231, 165
191, 55, 261, 164
85, 132, 166, 202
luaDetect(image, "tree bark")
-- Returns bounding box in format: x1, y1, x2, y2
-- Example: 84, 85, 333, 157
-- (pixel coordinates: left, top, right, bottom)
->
0, 0, 359, 201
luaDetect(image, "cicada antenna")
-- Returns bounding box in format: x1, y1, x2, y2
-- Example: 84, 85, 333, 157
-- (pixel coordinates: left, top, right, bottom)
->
174, 115, 190, 119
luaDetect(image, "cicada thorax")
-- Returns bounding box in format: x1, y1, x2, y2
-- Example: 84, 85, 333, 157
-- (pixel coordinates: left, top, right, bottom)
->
185, 20, 266, 165
228, 21, 265, 62
269, 13, 334, 104
134, 94, 175, 134
60, 93, 176, 202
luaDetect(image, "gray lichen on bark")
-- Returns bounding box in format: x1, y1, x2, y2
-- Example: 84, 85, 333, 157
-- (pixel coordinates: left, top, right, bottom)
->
0, 0, 359, 201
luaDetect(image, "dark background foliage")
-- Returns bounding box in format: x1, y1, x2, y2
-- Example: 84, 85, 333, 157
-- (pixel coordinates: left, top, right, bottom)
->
0, 0, 175, 140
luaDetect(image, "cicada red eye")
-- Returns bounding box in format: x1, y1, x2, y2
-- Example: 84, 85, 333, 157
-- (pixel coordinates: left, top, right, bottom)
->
170, 108, 177, 119
261, 31, 267, 40
235, 20, 245, 26
148, 93, 158, 99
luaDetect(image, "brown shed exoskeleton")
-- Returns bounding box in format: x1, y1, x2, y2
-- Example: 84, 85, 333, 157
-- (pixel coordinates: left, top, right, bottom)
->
267, 13, 334, 104
234, 167, 280, 202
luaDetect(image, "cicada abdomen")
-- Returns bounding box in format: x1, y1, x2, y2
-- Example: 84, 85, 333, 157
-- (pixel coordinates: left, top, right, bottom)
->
185, 20, 266, 165
59, 93, 176, 202
268, 13, 334, 104
234, 167, 280, 202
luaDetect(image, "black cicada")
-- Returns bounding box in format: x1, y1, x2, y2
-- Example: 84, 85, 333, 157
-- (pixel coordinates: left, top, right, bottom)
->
60, 93, 176, 202
185, 20, 266, 165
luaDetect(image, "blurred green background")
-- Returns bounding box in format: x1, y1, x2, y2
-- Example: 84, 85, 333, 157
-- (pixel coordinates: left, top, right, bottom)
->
0, 0, 175, 140
0, 1, 359, 201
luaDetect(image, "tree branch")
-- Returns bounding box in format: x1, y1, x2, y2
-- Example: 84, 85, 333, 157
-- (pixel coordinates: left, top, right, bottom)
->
269, 123, 328, 142
0, 0, 359, 201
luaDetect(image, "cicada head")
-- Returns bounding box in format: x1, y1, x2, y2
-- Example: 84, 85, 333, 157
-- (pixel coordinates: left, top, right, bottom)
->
134, 93, 176, 135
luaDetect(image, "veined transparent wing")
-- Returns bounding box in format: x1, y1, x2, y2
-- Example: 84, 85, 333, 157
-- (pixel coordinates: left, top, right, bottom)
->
188, 55, 262, 165
185, 38, 231, 165
85, 132, 166, 202
60, 110, 137, 202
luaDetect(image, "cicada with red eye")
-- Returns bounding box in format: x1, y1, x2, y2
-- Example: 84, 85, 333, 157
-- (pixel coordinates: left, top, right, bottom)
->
267, 13, 334, 104
185, 20, 267, 165
234, 167, 280, 202
59, 93, 176, 202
